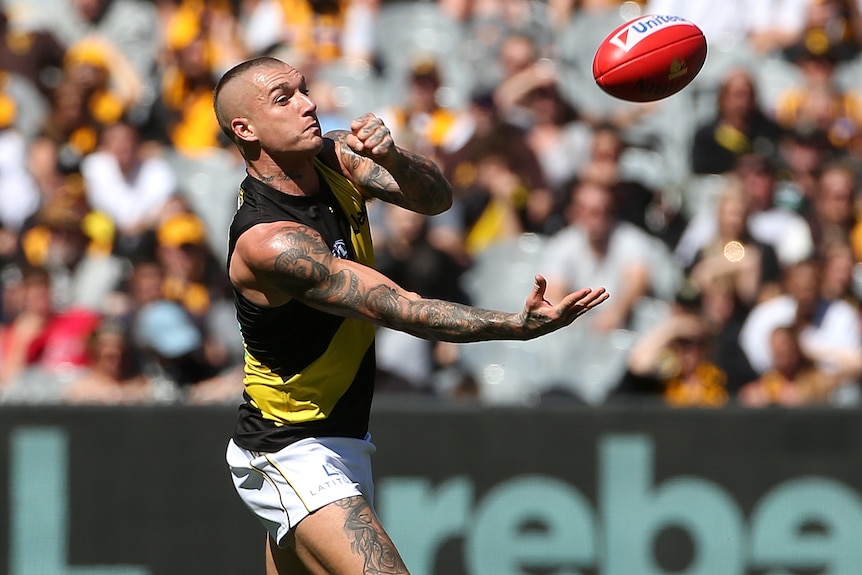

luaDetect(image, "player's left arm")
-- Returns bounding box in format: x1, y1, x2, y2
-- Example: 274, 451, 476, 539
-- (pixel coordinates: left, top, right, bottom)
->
325, 113, 453, 215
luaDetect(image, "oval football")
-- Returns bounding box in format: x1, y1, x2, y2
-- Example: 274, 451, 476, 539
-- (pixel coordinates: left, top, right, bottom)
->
592, 14, 707, 102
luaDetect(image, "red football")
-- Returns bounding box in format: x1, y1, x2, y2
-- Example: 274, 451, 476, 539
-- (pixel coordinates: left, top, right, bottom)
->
592, 14, 707, 102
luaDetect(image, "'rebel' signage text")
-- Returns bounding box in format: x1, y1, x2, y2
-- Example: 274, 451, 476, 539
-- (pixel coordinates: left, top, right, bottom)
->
378, 435, 862, 575
2, 407, 862, 574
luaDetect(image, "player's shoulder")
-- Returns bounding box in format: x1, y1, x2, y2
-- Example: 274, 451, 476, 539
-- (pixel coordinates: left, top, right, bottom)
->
236, 219, 328, 266
320, 130, 354, 174
316, 132, 338, 160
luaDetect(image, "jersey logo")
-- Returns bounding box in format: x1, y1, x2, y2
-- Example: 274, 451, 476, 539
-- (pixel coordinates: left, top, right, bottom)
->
331, 239, 349, 259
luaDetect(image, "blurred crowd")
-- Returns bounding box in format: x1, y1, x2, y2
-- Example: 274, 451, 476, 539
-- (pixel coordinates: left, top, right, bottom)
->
0, 0, 861, 409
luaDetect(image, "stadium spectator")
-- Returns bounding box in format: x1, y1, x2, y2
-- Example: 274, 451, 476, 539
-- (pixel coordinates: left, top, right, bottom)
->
802, 161, 861, 258
818, 239, 860, 306
147, 2, 241, 155
737, 324, 836, 407
40, 0, 161, 90
0, 7, 66, 100
36, 76, 115, 169
739, 258, 862, 402
774, 40, 862, 151
132, 298, 217, 389
579, 123, 685, 246
16, 194, 126, 312
621, 304, 730, 407
62, 316, 156, 404
109, 257, 163, 327
0, 265, 102, 391
686, 176, 782, 307
62, 37, 144, 124
0, 89, 41, 234
492, 33, 547, 126
112, 254, 229, 393
676, 154, 815, 269
463, 0, 554, 92
0, 265, 55, 387
696, 278, 761, 393
240, 0, 357, 64
781, 0, 862, 64
541, 180, 654, 334
617, 276, 758, 399
153, 205, 240, 375
377, 56, 459, 162
441, 90, 550, 250
691, 68, 786, 175
493, 56, 593, 200
80, 119, 177, 257
774, 128, 837, 211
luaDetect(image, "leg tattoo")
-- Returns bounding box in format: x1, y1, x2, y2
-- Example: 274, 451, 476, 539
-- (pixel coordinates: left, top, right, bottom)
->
336, 496, 408, 574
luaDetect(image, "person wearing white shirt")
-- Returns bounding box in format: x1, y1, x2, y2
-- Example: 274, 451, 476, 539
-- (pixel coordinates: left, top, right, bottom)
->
675, 154, 814, 268
0, 127, 40, 232
646, 0, 809, 52
81, 120, 177, 253
739, 259, 862, 402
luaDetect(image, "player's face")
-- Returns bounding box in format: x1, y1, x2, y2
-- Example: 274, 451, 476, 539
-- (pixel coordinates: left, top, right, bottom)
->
246, 64, 322, 156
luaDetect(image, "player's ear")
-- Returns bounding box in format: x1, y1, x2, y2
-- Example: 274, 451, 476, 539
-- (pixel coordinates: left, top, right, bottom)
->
232, 118, 257, 142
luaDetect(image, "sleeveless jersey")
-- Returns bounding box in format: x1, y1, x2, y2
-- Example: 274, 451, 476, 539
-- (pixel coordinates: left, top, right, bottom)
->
227, 157, 376, 452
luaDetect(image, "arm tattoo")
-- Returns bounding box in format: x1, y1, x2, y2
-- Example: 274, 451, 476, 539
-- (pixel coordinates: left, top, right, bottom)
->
336, 497, 408, 574
332, 132, 452, 215
269, 225, 545, 342
270, 225, 333, 293
378, 147, 451, 214
361, 283, 533, 342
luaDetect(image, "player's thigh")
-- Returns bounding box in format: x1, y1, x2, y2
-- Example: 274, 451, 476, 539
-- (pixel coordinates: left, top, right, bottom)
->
272, 495, 410, 575
266, 535, 308, 575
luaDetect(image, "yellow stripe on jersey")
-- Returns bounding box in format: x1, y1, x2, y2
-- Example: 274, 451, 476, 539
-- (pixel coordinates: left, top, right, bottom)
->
313, 157, 374, 267
243, 309, 375, 425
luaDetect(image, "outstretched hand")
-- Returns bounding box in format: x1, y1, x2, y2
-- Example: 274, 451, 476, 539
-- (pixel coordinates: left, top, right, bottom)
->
522, 275, 609, 338
345, 113, 397, 162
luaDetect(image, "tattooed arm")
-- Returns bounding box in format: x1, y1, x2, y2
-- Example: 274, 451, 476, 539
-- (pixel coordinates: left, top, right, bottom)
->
231, 221, 608, 343
325, 114, 453, 216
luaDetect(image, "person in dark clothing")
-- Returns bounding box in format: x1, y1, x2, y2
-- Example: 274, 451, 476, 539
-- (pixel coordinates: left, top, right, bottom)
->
691, 68, 786, 175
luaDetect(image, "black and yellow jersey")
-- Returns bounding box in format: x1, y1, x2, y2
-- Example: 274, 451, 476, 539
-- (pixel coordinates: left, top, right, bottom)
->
227, 157, 376, 452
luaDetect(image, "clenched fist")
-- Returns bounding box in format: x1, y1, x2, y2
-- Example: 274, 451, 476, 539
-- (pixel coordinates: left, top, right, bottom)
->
345, 113, 396, 161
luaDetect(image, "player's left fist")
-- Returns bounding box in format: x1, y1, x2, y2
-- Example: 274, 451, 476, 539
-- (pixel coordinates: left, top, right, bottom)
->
347, 113, 396, 160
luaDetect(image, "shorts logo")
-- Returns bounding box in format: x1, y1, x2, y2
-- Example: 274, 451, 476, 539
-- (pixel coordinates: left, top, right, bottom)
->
232, 467, 265, 490
310, 465, 347, 496
609, 14, 689, 52
331, 239, 349, 259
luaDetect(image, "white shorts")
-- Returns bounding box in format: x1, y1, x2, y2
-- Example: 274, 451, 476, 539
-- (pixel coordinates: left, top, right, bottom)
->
226, 434, 376, 547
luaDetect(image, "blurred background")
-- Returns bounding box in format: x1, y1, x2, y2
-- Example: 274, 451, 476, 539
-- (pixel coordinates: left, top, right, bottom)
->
0, 0, 861, 573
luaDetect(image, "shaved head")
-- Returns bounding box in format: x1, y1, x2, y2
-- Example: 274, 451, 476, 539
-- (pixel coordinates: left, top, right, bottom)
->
213, 57, 292, 142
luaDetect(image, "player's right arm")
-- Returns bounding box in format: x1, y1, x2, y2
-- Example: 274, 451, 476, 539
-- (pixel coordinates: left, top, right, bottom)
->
230, 221, 609, 343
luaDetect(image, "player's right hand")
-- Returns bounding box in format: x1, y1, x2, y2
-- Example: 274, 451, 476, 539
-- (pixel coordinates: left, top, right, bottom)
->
346, 113, 396, 162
